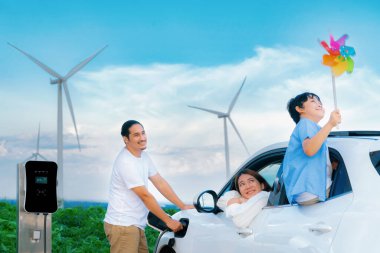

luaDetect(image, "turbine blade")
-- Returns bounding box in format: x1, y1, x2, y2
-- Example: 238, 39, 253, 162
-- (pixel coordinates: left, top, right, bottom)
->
228, 117, 250, 155
228, 76, 247, 114
36, 122, 41, 154
23, 155, 35, 163
62, 81, 81, 151
188, 105, 226, 117
63, 45, 108, 80
8, 42, 63, 79
37, 153, 48, 161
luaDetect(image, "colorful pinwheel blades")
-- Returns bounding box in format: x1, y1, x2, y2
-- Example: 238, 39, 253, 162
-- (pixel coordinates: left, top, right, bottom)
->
332, 56, 348, 76
322, 54, 336, 66
340, 46, 356, 58
330, 34, 348, 51
346, 57, 354, 73
320, 34, 356, 76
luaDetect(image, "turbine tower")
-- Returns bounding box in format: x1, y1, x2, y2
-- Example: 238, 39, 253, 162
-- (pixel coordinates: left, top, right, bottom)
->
24, 123, 48, 162
9, 43, 107, 207
188, 77, 250, 179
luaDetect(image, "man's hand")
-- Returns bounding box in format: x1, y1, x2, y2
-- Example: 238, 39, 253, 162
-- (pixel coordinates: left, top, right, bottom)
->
180, 204, 195, 210
166, 219, 183, 232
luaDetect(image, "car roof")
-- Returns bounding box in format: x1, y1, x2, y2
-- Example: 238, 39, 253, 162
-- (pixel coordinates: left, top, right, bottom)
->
251, 130, 380, 159
246, 131, 380, 198
329, 130, 380, 138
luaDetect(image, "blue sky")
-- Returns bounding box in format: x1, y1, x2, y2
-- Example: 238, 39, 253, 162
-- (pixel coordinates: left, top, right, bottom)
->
1, 0, 380, 203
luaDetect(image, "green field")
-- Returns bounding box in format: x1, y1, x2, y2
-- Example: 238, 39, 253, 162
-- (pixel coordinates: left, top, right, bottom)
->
0, 201, 176, 253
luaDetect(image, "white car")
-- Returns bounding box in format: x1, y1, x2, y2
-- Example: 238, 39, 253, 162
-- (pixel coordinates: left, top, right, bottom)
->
148, 131, 380, 253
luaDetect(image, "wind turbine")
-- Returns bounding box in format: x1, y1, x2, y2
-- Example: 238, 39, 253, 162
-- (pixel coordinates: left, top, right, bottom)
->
9, 43, 107, 207
188, 77, 250, 179
24, 123, 48, 162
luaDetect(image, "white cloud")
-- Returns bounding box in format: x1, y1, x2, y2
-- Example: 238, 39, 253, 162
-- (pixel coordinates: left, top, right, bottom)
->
2, 45, 380, 203
0, 140, 8, 156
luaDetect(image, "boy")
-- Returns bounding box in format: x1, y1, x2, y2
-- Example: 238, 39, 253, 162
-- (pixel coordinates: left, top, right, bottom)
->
282, 92, 341, 205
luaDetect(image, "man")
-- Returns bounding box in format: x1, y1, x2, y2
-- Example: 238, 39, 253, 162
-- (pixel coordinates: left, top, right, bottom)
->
104, 120, 193, 253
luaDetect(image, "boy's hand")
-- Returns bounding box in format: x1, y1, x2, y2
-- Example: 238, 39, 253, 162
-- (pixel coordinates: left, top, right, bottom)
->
328, 110, 341, 127
303, 109, 341, 157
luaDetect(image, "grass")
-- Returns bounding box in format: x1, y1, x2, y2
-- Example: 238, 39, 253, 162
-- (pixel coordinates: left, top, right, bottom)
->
0, 201, 177, 253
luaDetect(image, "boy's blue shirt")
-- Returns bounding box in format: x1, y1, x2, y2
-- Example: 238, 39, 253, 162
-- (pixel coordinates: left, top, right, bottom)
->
282, 117, 327, 204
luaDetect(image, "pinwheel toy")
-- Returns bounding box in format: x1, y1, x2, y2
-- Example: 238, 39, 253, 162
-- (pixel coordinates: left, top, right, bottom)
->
320, 34, 356, 110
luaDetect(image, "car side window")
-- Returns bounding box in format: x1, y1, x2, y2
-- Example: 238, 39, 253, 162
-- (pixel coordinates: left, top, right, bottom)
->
267, 164, 288, 206
370, 150, 380, 175
268, 148, 352, 207
217, 148, 286, 199
259, 163, 281, 188
329, 148, 352, 198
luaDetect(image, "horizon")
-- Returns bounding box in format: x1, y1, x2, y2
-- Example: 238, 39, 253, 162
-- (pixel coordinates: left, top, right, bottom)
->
0, 198, 178, 209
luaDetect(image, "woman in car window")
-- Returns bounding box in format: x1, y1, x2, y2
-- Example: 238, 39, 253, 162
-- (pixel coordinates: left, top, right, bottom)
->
217, 169, 272, 228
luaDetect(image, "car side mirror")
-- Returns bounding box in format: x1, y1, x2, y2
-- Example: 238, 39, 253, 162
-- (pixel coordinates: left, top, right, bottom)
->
193, 190, 218, 213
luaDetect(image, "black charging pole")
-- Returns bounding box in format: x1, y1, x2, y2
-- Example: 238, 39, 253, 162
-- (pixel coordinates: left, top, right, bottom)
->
24, 161, 58, 253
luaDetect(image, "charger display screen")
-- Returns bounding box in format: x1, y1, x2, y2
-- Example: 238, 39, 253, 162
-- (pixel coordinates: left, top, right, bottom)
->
35, 176, 48, 184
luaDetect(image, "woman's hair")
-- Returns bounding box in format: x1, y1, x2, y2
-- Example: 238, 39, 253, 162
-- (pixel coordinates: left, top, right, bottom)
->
233, 169, 272, 194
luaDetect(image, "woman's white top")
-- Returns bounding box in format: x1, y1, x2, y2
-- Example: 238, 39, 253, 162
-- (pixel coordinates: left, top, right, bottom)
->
217, 190, 270, 228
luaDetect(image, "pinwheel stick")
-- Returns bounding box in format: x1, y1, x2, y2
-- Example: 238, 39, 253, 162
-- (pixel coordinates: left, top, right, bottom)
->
331, 70, 338, 110
331, 69, 339, 129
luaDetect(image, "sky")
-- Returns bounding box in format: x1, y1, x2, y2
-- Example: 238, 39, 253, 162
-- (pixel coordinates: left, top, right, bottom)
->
1, 0, 380, 204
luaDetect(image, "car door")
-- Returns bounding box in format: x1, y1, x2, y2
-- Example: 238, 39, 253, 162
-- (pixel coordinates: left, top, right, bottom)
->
191, 149, 286, 252
250, 194, 352, 252
187, 211, 253, 252
178, 148, 284, 253
250, 149, 354, 253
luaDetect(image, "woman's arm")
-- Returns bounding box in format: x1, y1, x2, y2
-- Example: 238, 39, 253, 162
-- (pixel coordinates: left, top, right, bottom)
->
227, 197, 247, 206
216, 190, 241, 211
226, 192, 269, 228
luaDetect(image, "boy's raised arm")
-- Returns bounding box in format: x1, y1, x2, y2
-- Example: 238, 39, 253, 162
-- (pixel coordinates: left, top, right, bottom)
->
303, 110, 341, 156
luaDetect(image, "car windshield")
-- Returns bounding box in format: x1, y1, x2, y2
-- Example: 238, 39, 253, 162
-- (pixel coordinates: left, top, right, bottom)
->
370, 150, 380, 175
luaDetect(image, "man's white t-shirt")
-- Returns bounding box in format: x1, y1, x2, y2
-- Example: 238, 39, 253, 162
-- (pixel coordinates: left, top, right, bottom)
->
104, 147, 158, 229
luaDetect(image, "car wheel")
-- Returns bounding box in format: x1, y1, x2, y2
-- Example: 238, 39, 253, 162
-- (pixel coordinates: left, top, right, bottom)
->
159, 245, 176, 253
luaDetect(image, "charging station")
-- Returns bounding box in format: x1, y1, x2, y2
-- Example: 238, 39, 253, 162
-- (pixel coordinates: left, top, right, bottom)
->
17, 161, 58, 253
